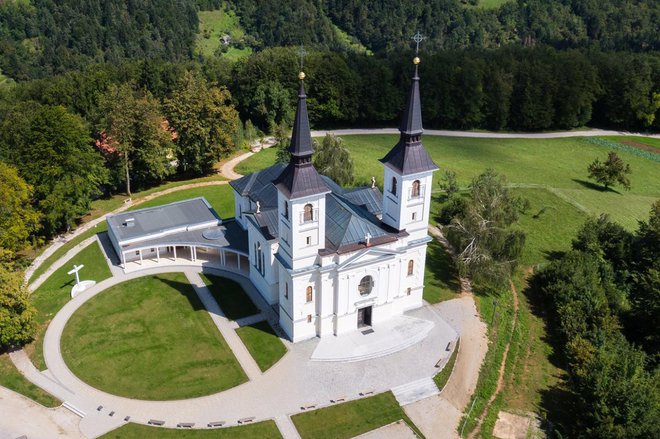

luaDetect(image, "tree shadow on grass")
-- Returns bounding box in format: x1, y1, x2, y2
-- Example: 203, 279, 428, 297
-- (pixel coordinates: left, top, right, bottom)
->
523, 276, 578, 437
571, 179, 621, 194
156, 275, 206, 312
426, 240, 461, 297
541, 250, 566, 262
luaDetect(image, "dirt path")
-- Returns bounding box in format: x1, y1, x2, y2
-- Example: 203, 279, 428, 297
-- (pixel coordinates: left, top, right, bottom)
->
467, 278, 521, 439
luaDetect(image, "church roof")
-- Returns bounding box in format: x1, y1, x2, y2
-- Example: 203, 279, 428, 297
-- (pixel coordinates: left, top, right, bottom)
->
245, 208, 279, 241
230, 163, 285, 209
323, 193, 398, 254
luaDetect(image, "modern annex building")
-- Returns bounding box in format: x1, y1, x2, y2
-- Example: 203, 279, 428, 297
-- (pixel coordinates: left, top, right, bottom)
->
107, 58, 438, 342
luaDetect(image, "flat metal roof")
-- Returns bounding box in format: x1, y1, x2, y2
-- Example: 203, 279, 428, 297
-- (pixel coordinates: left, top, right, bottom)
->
107, 197, 220, 243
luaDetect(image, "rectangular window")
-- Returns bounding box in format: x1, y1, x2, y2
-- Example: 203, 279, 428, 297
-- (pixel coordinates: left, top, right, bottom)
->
306, 236, 311, 245
412, 212, 417, 221
407, 287, 412, 296
306, 287, 313, 302
307, 314, 312, 323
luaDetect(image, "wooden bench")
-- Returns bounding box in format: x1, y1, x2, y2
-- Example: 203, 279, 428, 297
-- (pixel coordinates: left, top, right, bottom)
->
238, 417, 255, 424
359, 390, 375, 396
300, 404, 316, 411
331, 397, 346, 403
177, 422, 195, 428
207, 421, 225, 428
148, 419, 165, 426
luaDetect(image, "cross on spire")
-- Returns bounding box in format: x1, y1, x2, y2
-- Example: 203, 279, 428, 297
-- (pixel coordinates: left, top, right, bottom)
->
298, 44, 307, 72
412, 31, 425, 55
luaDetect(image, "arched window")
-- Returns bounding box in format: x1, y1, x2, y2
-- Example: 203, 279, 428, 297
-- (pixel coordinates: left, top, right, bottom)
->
407, 259, 414, 276
412, 180, 421, 197
304, 203, 314, 222
391, 177, 397, 195
283, 200, 289, 219
358, 275, 374, 296
306, 286, 313, 302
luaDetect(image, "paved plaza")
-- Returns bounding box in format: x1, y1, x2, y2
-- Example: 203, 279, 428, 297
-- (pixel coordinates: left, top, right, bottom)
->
11, 250, 460, 438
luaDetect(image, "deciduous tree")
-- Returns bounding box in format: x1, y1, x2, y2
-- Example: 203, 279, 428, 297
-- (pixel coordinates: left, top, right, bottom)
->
164, 71, 239, 175
587, 151, 632, 190
313, 134, 354, 186
0, 162, 41, 255
0, 264, 36, 350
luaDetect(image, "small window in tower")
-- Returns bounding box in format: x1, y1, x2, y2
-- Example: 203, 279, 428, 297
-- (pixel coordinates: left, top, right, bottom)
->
391, 177, 397, 195
412, 212, 417, 221
304, 203, 314, 222
407, 287, 412, 296
306, 236, 311, 245
307, 314, 312, 323
408, 260, 414, 276
284, 200, 289, 219
306, 286, 313, 302
412, 180, 421, 197
285, 282, 289, 299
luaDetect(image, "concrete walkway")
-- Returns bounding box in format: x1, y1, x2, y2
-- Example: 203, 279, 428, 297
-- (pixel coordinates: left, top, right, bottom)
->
185, 269, 262, 381
12, 264, 458, 438
0, 386, 84, 439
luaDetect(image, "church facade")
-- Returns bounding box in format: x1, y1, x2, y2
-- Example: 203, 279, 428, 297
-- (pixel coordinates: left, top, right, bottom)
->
230, 59, 438, 342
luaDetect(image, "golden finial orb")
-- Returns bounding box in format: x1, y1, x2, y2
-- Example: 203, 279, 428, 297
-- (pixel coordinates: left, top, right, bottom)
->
298, 71, 306, 80
413, 56, 421, 65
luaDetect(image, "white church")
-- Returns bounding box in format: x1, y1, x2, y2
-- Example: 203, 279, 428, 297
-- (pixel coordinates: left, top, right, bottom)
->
107, 56, 438, 342
231, 58, 439, 342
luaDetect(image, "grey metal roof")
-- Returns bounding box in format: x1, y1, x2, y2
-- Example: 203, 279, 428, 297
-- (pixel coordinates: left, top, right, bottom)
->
229, 163, 286, 208
245, 208, 279, 240
324, 193, 397, 254
107, 197, 220, 243
380, 137, 439, 175
343, 187, 383, 217
273, 162, 330, 200
117, 219, 248, 255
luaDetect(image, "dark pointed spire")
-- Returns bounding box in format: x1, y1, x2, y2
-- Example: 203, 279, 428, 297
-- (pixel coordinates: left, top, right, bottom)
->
288, 78, 314, 158
380, 52, 438, 176
399, 62, 423, 136
274, 69, 330, 200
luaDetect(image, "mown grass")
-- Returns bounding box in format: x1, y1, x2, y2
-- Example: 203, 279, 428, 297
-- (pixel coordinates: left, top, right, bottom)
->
292, 391, 424, 439
0, 353, 60, 407
195, 8, 251, 60
61, 273, 247, 400
27, 241, 112, 370
434, 338, 460, 391
128, 184, 234, 218
200, 274, 259, 320
235, 320, 287, 372
101, 420, 282, 438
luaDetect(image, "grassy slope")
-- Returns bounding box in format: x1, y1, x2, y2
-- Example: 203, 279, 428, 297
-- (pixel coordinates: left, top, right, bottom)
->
27, 241, 112, 370
200, 274, 259, 320
424, 238, 461, 303
101, 420, 282, 438
292, 392, 424, 439
61, 273, 247, 400
235, 320, 287, 372
0, 353, 60, 407
195, 8, 251, 60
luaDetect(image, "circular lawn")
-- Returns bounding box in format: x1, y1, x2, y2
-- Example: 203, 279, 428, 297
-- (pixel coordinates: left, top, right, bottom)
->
61, 272, 247, 400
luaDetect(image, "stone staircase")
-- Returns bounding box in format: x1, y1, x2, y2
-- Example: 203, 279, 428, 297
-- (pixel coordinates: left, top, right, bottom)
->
392, 377, 439, 406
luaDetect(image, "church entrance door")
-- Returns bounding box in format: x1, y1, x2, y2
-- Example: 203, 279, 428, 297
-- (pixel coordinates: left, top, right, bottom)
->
357, 306, 372, 328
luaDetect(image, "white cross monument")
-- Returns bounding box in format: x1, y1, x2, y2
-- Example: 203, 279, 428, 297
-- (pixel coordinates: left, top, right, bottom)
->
68, 264, 96, 298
